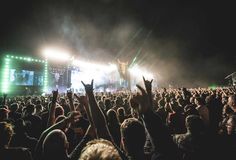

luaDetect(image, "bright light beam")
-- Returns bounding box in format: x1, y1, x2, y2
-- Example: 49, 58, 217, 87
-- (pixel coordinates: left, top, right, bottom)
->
42, 48, 71, 61
128, 65, 154, 79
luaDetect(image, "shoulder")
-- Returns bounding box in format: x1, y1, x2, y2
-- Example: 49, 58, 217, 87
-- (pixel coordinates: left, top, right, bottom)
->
2, 147, 32, 160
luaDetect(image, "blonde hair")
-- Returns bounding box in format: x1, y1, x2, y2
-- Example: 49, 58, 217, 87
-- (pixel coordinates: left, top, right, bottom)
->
80, 139, 121, 160
0, 122, 14, 147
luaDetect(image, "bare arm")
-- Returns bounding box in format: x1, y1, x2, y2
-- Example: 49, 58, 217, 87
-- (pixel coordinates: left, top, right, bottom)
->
74, 94, 94, 128
2, 93, 7, 105
47, 90, 58, 128
81, 80, 112, 141
34, 111, 80, 160
67, 90, 75, 111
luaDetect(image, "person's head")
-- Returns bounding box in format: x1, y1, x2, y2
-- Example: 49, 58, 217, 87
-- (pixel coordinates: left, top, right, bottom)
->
35, 104, 43, 113
55, 105, 65, 118
177, 98, 184, 107
0, 108, 9, 121
60, 98, 67, 105
24, 104, 35, 115
43, 129, 69, 159
228, 95, 236, 111
184, 104, 199, 117
170, 101, 181, 113
226, 115, 236, 135
105, 98, 112, 110
117, 107, 125, 124
80, 139, 121, 160
14, 118, 27, 134
35, 99, 41, 105
130, 108, 139, 119
107, 109, 119, 125
223, 105, 234, 117
195, 97, 204, 106
98, 100, 105, 110
120, 118, 146, 156
189, 97, 195, 104
115, 98, 123, 107
185, 115, 205, 135
0, 122, 14, 148
10, 103, 19, 112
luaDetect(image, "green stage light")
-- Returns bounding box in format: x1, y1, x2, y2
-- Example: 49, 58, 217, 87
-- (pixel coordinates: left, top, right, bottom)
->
2, 57, 10, 93
209, 85, 217, 90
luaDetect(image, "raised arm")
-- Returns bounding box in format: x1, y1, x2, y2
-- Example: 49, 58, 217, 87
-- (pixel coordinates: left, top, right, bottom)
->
47, 90, 58, 128
81, 80, 112, 141
34, 111, 80, 160
132, 77, 179, 158
2, 93, 7, 105
74, 94, 94, 128
67, 90, 75, 111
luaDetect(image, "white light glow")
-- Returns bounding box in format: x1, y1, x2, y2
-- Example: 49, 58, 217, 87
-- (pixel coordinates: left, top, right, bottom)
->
71, 60, 119, 92
72, 60, 117, 73
128, 65, 154, 79
42, 48, 71, 61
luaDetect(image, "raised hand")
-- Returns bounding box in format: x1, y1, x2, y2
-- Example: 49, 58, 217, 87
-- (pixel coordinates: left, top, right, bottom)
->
3, 93, 7, 98
132, 84, 150, 114
67, 90, 73, 100
52, 90, 58, 103
143, 76, 153, 94
81, 80, 94, 93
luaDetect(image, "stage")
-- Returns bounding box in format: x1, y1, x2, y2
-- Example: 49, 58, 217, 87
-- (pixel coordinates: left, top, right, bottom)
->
1, 54, 155, 95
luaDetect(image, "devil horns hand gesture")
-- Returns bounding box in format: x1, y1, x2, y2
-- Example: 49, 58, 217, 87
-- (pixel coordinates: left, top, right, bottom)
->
132, 76, 153, 114
81, 80, 94, 93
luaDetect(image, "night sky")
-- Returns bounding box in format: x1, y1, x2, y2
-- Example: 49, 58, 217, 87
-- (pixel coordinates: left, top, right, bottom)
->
0, 0, 235, 87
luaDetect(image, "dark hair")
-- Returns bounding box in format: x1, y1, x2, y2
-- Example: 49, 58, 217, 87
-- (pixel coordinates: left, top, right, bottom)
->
195, 97, 204, 105
117, 107, 125, 123
55, 106, 64, 118
107, 109, 119, 125
10, 103, 19, 112
185, 115, 204, 134
25, 104, 35, 114
120, 118, 146, 155
105, 98, 112, 109
184, 104, 199, 116
43, 129, 68, 160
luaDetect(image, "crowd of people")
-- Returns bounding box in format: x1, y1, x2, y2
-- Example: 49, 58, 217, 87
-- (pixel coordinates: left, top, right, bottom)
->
0, 78, 236, 160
